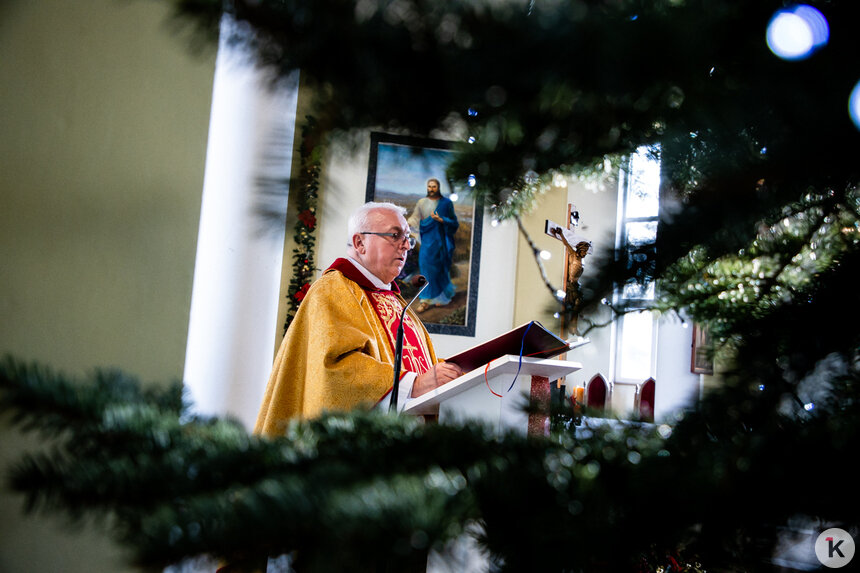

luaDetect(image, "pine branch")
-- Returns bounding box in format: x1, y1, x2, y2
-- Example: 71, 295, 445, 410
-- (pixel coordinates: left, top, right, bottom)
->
4, 352, 860, 569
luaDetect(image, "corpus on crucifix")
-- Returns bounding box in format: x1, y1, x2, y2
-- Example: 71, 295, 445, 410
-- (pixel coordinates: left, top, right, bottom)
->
546, 205, 592, 337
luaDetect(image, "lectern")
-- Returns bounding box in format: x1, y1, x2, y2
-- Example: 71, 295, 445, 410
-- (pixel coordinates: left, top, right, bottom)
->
404, 355, 581, 436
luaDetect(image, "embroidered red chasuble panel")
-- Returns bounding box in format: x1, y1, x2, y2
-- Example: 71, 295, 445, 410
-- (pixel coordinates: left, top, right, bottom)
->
368, 290, 433, 376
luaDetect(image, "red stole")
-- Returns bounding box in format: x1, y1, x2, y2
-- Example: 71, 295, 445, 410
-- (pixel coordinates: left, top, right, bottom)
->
326, 259, 433, 376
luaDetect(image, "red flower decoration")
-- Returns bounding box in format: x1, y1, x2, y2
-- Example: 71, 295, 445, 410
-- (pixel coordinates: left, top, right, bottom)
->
298, 209, 316, 230
294, 282, 310, 302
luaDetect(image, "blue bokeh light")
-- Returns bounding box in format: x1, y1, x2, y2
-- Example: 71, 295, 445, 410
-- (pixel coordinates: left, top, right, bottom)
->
766, 4, 829, 61
850, 80, 860, 131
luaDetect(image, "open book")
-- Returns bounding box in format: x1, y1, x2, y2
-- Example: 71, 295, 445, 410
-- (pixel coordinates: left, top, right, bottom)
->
444, 321, 572, 373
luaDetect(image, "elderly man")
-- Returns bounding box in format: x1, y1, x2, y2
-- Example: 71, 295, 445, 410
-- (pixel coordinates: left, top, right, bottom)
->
254, 201, 463, 436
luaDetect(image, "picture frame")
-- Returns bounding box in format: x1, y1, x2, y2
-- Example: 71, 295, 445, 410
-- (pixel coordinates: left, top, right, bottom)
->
691, 323, 714, 375
366, 132, 482, 336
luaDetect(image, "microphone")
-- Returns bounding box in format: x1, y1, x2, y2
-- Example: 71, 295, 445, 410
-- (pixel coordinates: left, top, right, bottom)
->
389, 275, 429, 412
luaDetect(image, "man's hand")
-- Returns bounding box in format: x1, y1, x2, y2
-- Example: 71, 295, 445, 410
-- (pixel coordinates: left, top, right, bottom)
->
412, 362, 464, 397
430, 212, 444, 223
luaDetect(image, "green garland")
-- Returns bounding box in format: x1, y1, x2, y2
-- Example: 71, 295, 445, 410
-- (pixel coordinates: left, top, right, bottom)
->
284, 117, 321, 333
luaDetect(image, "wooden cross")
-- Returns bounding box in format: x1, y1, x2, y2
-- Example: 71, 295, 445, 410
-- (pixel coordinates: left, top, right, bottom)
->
546, 204, 592, 338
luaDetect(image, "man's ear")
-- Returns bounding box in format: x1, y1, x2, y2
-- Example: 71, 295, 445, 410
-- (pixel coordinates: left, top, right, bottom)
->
350, 233, 365, 253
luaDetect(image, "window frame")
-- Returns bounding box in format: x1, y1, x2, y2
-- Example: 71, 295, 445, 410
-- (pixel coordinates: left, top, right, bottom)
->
610, 146, 661, 384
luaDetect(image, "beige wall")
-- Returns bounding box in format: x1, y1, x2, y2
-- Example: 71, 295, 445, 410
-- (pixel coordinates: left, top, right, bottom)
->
513, 186, 569, 329
0, 1, 215, 571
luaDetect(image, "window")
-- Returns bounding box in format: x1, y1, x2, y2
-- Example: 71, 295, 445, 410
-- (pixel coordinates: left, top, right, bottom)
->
612, 145, 660, 383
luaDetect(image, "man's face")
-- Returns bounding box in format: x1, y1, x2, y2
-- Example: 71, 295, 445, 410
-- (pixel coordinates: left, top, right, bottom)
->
357, 209, 411, 283
426, 180, 441, 198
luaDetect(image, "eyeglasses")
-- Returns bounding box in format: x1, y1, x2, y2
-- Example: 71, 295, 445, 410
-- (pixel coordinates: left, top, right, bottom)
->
360, 231, 417, 249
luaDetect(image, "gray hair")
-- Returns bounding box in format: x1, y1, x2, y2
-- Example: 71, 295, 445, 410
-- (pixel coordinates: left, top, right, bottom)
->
347, 201, 407, 244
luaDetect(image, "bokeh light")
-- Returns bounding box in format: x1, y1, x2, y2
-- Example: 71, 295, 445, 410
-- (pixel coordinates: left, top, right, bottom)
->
849, 80, 860, 131
766, 4, 829, 60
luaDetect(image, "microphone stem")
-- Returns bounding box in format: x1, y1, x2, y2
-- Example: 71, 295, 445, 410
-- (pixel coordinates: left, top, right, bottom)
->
390, 281, 429, 412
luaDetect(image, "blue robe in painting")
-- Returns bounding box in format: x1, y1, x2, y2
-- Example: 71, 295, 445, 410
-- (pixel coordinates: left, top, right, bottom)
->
415, 196, 458, 305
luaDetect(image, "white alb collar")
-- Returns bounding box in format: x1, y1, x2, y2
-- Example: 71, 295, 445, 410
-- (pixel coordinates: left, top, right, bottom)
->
345, 255, 391, 290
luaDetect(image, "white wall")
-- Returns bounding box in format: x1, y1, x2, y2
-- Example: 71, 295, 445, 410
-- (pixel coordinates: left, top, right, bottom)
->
655, 315, 701, 420
182, 19, 300, 429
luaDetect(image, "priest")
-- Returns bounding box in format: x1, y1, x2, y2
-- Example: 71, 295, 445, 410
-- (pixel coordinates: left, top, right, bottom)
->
254, 201, 464, 436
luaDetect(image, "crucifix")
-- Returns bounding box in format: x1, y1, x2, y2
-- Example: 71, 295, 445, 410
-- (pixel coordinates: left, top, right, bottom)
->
546, 204, 593, 398
546, 203, 593, 339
